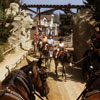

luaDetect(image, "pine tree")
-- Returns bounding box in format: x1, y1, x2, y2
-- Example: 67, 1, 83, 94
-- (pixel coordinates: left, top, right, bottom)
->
0, 0, 20, 42
83, 0, 100, 21
59, 14, 73, 36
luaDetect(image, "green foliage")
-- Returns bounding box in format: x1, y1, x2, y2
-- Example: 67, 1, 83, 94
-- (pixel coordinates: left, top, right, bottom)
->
0, 0, 21, 61
59, 14, 73, 36
0, 0, 20, 10
0, 8, 14, 42
0, 0, 21, 42
0, 47, 4, 62
0, 42, 10, 62
83, 0, 100, 21
0, 53, 4, 62
53, 14, 60, 24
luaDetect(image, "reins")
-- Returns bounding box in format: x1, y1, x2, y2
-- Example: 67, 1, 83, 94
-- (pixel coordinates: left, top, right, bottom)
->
27, 66, 48, 100
73, 55, 89, 65
28, 70, 45, 100
77, 75, 100, 100
0, 70, 27, 100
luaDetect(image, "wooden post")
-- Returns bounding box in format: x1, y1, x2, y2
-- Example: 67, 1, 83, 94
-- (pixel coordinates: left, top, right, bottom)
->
36, 7, 41, 34
38, 8, 41, 27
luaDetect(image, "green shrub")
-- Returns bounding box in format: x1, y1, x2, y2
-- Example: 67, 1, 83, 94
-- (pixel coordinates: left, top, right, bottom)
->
0, 48, 4, 62
83, 0, 100, 21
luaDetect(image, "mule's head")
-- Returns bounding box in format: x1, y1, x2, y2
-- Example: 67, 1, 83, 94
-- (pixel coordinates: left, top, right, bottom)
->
61, 50, 73, 63
38, 68, 49, 96
29, 64, 49, 97
89, 59, 100, 76
21, 61, 49, 97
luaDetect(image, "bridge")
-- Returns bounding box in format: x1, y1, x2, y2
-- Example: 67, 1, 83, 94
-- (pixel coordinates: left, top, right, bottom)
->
21, 4, 90, 14
21, 3, 91, 32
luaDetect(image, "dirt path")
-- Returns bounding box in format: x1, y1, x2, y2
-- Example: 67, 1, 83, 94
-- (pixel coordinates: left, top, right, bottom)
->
16, 56, 86, 100
46, 59, 85, 100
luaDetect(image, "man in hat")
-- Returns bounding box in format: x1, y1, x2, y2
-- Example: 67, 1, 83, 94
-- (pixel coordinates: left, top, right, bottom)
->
91, 26, 100, 50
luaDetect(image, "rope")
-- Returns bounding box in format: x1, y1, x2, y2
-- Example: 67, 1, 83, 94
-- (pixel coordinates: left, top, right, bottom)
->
73, 55, 89, 65
33, 92, 44, 100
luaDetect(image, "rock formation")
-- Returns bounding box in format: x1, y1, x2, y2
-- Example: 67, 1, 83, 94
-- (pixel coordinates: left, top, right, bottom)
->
73, 10, 97, 66
5, 3, 33, 51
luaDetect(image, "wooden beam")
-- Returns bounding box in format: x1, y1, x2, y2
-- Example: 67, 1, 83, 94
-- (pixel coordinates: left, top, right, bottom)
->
26, 8, 37, 14
22, 4, 90, 9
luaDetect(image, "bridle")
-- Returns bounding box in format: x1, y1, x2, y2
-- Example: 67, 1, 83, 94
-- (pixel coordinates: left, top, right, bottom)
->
0, 70, 35, 100
26, 65, 49, 100
0, 67, 48, 100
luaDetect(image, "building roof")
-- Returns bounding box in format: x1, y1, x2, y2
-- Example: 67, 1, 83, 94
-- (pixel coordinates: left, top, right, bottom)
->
34, 14, 52, 21
40, 14, 51, 21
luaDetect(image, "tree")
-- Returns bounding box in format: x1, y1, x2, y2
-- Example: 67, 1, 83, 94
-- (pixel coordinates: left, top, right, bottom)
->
59, 13, 73, 36
83, 0, 100, 21
0, 0, 20, 10
0, 0, 21, 42
0, 0, 21, 62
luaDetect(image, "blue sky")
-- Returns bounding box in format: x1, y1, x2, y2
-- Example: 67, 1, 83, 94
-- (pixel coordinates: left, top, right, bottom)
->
20, 0, 84, 17
21, 0, 84, 5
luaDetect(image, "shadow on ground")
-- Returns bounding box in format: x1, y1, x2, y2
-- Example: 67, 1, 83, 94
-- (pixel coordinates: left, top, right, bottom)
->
48, 65, 85, 83
65, 66, 85, 83
47, 72, 63, 82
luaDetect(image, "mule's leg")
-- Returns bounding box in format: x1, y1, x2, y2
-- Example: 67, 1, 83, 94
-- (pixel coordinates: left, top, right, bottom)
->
34, 45, 37, 56
40, 51, 42, 58
45, 58, 48, 69
47, 58, 50, 71
48, 57, 52, 71
62, 64, 64, 78
64, 64, 67, 81
55, 60, 58, 76
34, 44, 38, 56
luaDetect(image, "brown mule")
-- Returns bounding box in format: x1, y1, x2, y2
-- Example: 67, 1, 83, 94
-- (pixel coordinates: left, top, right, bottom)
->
77, 75, 100, 100
0, 61, 49, 100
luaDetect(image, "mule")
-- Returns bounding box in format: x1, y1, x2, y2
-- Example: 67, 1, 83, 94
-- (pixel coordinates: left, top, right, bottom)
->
77, 74, 100, 100
37, 42, 50, 68
54, 49, 73, 80
37, 41, 44, 57
43, 44, 54, 71
0, 61, 49, 100
82, 49, 100, 80
21, 61, 49, 97
32, 40, 38, 56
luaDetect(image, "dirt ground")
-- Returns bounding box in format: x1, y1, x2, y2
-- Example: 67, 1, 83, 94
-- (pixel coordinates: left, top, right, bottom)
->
16, 54, 86, 100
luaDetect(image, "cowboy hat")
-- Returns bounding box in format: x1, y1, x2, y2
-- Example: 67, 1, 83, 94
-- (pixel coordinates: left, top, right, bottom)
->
95, 27, 99, 32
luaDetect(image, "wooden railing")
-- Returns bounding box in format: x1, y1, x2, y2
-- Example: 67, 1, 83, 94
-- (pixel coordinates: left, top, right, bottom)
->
3, 46, 16, 55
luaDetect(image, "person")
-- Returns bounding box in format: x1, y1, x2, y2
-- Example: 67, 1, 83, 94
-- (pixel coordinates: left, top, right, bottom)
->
91, 26, 100, 50
47, 35, 54, 46
55, 38, 65, 58
41, 33, 47, 43
47, 35, 54, 57
32, 33, 39, 46
39, 32, 43, 41
34, 33, 39, 41
58, 38, 64, 50
86, 25, 100, 56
